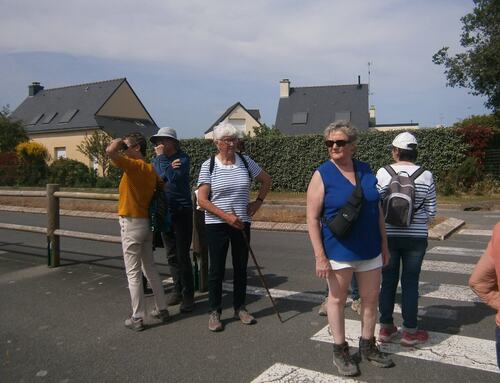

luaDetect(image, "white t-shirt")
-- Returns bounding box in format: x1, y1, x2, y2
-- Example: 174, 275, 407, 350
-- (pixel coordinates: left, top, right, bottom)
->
376, 164, 437, 237
197, 154, 262, 224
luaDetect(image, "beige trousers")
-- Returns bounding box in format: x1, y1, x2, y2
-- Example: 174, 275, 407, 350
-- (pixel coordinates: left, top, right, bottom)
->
119, 216, 166, 319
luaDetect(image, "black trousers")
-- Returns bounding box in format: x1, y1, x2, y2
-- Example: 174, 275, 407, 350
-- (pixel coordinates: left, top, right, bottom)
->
205, 223, 250, 312
161, 207, 194, 297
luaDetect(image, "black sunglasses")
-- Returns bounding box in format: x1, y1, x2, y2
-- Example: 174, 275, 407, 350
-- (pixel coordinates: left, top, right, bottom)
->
325, 140, 351, 148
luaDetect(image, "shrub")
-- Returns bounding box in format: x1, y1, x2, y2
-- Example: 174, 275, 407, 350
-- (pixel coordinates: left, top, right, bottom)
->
48, 158, 96, 187
180, 128, 469, 192
15, 141, 49, 186
456, 125, 493, 168
0, 152, 19, 185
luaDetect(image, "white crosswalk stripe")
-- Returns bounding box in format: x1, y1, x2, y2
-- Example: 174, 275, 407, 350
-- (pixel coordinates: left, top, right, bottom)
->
251, 363, 366, 383
458, 229, 492, 236
421, 259, 475, 274
311, 320, 498, 374
427, 246, 484, 257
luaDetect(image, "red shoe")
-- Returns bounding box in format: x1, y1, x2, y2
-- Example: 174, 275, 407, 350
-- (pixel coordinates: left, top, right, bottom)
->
400, 329, 429, 347
378, 326, 398, 343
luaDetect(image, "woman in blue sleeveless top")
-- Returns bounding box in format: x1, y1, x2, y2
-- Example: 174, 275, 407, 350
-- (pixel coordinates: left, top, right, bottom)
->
307, 121, 393, 376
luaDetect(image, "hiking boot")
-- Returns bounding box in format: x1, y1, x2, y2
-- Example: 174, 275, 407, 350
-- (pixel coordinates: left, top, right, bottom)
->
400, 329, 429, 347
180, 295, 195, 313
151, 308, 170, 323
167, 292, 182, 306
358, 337, 394, 368
124, 316, 144, 332
332, 342, 359, 376
351, 298, 361, 315
318, 297, 328, 316
379, 325, 399, 343
234, 307, 257, 325
208, 311, 223, 332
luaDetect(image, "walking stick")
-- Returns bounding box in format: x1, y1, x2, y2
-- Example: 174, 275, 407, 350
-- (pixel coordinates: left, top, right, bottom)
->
232, 209, 283, 323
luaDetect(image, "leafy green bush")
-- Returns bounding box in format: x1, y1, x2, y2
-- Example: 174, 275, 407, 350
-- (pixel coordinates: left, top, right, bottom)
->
180, 128, 470, 192
15, 141, 49, 186
48, 159, 96, 187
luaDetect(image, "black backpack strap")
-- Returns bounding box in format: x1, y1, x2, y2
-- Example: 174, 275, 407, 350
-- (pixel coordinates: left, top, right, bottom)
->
209, 155, 215, 175
236, 152, 252, 179
409, 166, 425, 181
384, 165, 397, 177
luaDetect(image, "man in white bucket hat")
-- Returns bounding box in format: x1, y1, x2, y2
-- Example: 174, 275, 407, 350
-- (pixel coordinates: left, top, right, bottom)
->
150, 127, 195, 312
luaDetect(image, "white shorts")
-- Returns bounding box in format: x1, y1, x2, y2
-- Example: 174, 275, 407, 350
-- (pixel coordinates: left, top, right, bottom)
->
329, 254, 383, 272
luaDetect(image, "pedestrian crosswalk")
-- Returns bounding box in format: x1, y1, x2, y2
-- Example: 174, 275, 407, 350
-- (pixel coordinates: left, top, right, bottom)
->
247, 240, 498, 382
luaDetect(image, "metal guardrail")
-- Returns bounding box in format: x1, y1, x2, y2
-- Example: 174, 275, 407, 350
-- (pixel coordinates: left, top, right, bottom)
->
0, 185, 208, 291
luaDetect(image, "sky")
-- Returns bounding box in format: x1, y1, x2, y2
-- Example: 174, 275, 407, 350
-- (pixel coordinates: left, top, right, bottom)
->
0, 0, 490, 138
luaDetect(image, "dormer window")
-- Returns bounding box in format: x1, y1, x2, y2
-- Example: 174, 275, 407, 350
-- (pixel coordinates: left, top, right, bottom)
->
28, 113, 44, 125
292, 112, 308, 124
58, 109, 79, 123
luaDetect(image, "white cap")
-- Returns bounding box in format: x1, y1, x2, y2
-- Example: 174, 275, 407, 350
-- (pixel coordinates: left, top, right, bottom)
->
150, 127, 178, 143
392, 132, 417, 150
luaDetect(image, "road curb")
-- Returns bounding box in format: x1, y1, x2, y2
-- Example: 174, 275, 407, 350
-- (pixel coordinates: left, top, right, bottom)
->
428, 217, 465, 240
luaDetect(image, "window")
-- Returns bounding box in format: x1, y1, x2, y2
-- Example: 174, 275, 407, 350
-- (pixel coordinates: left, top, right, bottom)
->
58, 109, 79, 123
41, 112, 58, 124
292, 112, 308, 124
28, 113, 44, 125
335, 111, 351, 121
228, 118, 246, 133
55, 147, 67, 159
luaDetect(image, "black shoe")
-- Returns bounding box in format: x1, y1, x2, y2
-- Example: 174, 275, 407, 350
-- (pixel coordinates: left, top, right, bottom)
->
358, 337, 394, 368
332, 342, 359, 376
180, 295, 195, 313
167, 292, 183, 306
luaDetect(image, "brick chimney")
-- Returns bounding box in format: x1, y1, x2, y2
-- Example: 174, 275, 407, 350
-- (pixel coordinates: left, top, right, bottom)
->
28, 82, 44, 96
280, 79, 290, 98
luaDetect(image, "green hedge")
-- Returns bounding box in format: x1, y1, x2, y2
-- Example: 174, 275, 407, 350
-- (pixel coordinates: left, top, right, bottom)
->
179, 128, 470, 192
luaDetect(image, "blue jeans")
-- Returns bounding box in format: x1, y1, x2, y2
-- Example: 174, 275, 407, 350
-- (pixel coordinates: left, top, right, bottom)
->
379, 236, 428, 329
496, 326, 500, 369
205, 223, 250, 312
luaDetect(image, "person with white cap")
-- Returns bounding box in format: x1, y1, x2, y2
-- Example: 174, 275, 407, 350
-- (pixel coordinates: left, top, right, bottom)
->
376, 131, 437, 346
150, 127, 195, 312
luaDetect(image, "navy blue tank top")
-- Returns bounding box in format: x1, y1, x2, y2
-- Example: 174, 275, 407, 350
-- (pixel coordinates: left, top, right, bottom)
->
318, 159, 381, 262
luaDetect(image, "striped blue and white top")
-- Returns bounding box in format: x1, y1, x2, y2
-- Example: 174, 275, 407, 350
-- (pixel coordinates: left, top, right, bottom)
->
376, 164, 437, 238
197, 154, 262, 224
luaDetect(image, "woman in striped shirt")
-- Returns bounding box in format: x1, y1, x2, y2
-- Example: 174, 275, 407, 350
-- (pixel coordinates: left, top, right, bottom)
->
197, 122, 271, 332
376, 132, 437, 347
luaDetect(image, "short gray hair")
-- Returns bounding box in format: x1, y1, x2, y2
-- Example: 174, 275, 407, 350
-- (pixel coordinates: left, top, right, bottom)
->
323, 120, 358, 142
213, 122, 239, 141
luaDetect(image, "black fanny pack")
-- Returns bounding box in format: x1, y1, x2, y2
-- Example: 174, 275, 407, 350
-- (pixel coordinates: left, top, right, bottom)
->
324, 164, 363, 238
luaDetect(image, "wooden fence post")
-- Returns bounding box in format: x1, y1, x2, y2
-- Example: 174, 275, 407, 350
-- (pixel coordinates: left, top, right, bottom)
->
47, 184, 60, 267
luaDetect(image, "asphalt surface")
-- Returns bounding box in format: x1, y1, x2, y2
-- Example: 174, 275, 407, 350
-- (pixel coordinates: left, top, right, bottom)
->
0, 209, 499, 382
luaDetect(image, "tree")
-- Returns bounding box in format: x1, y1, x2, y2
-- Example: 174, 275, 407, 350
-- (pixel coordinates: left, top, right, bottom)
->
0, 105, 28, 152
77, 130, 112, 176
252, 123, 283, 138
432, 0, 500, 113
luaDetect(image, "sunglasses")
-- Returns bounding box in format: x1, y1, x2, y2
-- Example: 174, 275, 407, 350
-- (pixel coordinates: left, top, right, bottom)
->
325, 140, 351, 148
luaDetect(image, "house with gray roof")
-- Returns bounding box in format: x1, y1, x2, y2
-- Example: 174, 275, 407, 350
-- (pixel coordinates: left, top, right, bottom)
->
275, 78, 369, 135
11, 78, 157, 171
204, 101, 262, 139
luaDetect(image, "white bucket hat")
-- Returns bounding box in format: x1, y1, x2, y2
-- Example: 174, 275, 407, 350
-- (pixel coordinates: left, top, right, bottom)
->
150, 127, 178, 143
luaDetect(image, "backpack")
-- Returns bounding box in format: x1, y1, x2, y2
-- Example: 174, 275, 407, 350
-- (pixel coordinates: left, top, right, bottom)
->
209, 151, 252, 178
195, 152, 252, 211
382, 165, 425, 227
149, 180, 171, 233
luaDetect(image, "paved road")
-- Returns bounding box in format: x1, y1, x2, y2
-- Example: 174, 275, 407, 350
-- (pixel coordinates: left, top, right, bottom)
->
0, 209, 498, 382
